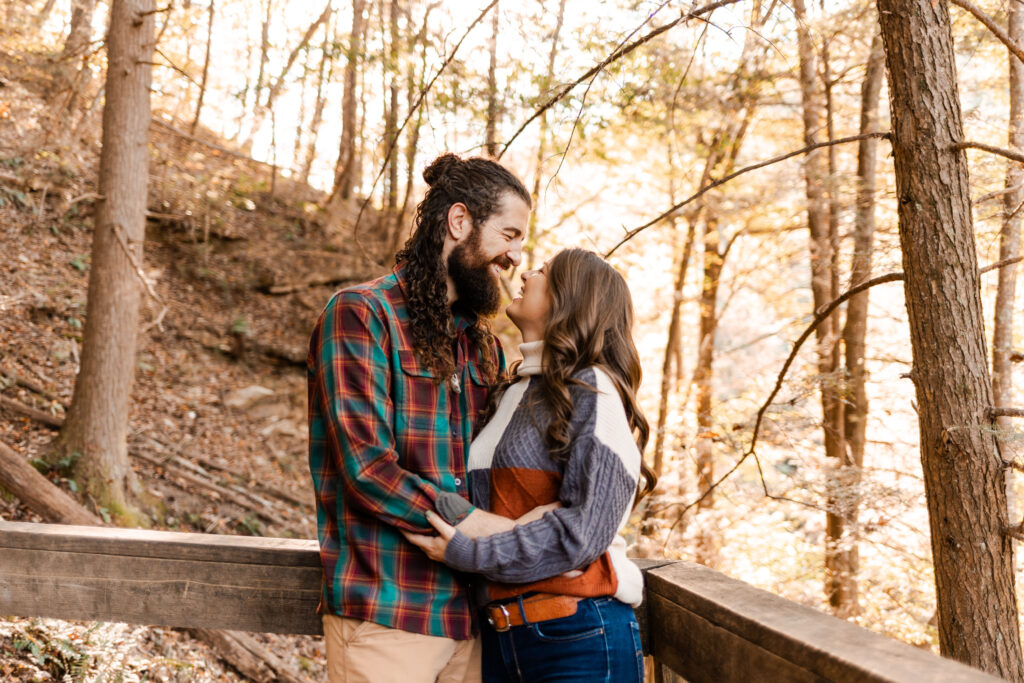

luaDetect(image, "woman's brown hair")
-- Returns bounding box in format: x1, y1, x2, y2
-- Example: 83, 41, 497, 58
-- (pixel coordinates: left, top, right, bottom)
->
487, 248, 657, 501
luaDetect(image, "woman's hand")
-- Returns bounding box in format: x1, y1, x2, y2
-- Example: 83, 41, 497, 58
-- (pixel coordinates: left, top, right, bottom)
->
402, 510, 456, 562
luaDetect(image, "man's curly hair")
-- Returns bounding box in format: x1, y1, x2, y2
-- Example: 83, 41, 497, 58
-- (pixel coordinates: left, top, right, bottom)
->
395, 153, 530, 382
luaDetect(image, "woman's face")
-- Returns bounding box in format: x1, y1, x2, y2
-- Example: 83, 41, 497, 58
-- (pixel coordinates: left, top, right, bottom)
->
506, 263, 551, 341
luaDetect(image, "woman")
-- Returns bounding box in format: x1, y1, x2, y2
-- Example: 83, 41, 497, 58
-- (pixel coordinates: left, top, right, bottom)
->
405, 248, 657, 682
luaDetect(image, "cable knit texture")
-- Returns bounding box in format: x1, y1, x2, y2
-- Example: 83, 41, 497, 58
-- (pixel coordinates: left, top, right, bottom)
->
445, 341, 644, 606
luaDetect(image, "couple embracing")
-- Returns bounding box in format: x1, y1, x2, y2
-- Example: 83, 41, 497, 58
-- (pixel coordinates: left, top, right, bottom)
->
307, 152, 656, 683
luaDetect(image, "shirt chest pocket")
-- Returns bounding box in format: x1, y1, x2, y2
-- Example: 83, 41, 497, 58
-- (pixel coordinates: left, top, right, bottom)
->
395, 349, 442, 433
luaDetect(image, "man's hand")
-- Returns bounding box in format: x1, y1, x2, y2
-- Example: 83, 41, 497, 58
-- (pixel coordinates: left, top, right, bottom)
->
453, 508, 516, 538
402, 510, 455, 562
403, 503, 566, 562
515, 502, 561, 525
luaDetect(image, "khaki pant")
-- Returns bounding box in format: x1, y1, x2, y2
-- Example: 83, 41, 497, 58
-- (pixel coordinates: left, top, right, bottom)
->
323, 615, 481, 683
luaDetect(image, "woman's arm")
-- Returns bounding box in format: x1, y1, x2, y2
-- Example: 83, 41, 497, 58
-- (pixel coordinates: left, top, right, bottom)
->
441, 373, 641, 583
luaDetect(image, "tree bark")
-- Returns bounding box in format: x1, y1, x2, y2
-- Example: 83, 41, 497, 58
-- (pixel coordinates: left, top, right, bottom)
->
55, 0, 156, 519
695, 215, 723, 511
330, 0, 367, 203
60, 0, 98, 64
484, 1, 500, 157
793, 0, 846, 613
0, 439, 102, 525
835, 27, 885, 620
877, 0, 1024, 675
994, 0, 1024, 525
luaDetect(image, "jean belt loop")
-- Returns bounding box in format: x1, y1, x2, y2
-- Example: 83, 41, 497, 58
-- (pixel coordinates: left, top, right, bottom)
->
516, 594, 532, 626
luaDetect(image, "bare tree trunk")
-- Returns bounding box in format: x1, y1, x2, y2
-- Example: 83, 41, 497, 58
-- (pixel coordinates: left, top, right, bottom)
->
994, 0, 1024, 527
652, 218, 696, 480
793, 0, 846, 613
328, 0, 367, 205
60, 0, 98, 65
385, 0, 399, 212
525, 0, 566, 269
393, 2, 439, 256
835, 28, 885, 620
292, 45, 312, 174
300, 17, 336, 185
484, 1, 500, 157
878, 0, 1024, 675
52, 0, 98, 109
695, 215, 723, 510
190, 0, 215, 136
55, 0, 156, 521
254, 0, 272, 129
36, 0, 58, 27
694, 213, 723, 565
246, 1, 332, 146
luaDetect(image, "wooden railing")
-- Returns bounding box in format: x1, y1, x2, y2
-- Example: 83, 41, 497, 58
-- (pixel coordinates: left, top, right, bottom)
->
0, 521, 997, 682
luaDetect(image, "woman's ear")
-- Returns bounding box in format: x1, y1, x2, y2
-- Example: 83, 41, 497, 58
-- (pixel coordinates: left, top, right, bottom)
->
446, 202, 472, 241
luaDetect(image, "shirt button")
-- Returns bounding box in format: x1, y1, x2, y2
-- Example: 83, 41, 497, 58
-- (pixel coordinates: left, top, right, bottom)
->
454, 478, 462, 486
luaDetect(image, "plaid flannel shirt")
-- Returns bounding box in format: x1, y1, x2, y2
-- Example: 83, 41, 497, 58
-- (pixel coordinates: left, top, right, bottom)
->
308, 263, 502, 639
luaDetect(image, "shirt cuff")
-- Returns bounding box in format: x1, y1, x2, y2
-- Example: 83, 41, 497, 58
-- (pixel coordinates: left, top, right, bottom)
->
444, 530, 476, 572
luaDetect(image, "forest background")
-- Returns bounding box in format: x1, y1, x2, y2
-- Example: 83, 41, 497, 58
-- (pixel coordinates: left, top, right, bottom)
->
1, 0, 1023, 680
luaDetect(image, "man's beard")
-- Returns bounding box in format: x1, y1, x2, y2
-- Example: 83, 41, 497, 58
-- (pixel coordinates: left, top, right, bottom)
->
447, 232, 504, 317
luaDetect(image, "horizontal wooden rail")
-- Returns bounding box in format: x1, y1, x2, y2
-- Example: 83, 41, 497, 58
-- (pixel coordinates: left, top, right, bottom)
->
0, 521, 998, 681
0, 521, 322, 635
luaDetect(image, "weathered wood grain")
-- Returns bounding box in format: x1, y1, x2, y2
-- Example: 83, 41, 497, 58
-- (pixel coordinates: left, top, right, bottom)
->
645, 562, 997, 682
0, 521, 322, 635
0, 522, 1005, 681
0, 520, 318, 565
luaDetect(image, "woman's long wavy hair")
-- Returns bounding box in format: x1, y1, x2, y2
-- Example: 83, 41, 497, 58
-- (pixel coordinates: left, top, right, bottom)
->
395, 153, 531, 381
488, 248, 658, 501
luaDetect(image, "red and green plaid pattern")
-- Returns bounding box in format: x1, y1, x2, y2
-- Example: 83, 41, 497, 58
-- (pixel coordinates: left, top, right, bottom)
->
307, 264, 501, 639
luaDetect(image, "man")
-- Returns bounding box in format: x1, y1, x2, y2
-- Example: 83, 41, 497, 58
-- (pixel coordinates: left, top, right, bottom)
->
308, 153, 531, 683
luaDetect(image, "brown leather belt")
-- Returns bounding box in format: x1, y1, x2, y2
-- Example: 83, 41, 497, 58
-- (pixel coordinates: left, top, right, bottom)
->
484, 593, 582, 632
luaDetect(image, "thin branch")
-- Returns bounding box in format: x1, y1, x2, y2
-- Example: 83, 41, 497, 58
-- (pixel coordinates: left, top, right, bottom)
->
353, 0, 499, 253
654, 272, 907, 518
499, 0, 746, 158
948, 0, 1024, 65
149, 48, 200, 87
605, 132, 892, 256
991, 407, 1024, 419
956, 140, 1024, 165
980, 255, 1024, 275
111, 222, 169, 332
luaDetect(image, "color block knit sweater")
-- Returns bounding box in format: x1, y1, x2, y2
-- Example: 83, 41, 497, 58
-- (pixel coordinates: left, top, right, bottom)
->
444, 341, 644, 607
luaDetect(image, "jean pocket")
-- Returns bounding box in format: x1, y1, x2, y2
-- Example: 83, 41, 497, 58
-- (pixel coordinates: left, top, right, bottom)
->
531, 602, 605, 643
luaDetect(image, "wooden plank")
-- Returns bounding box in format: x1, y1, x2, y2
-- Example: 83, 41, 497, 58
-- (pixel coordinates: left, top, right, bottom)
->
0, 549, 322, 634
0, 520, 319, 566
649, 593, 822, 682
645, 562, 998, 682
0, 521, 324, 635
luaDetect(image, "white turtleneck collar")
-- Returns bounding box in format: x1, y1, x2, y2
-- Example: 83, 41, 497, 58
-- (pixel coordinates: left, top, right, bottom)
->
517, 340, 544, 377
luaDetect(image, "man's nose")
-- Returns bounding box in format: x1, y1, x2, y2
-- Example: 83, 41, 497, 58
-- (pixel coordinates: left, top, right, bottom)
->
506, 241, 523, 267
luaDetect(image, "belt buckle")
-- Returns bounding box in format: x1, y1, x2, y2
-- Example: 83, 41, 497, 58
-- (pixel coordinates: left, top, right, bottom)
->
487, 604, 511, 632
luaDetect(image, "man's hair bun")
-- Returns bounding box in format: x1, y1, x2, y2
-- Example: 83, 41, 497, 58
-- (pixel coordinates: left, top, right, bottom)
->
422, 153, 461, 187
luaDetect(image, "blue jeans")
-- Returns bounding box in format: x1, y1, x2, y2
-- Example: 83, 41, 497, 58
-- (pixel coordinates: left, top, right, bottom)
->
480, 596, 644, 682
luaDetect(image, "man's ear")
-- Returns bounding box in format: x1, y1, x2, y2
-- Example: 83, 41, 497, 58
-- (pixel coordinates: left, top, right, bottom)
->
446, 202, 472, 241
